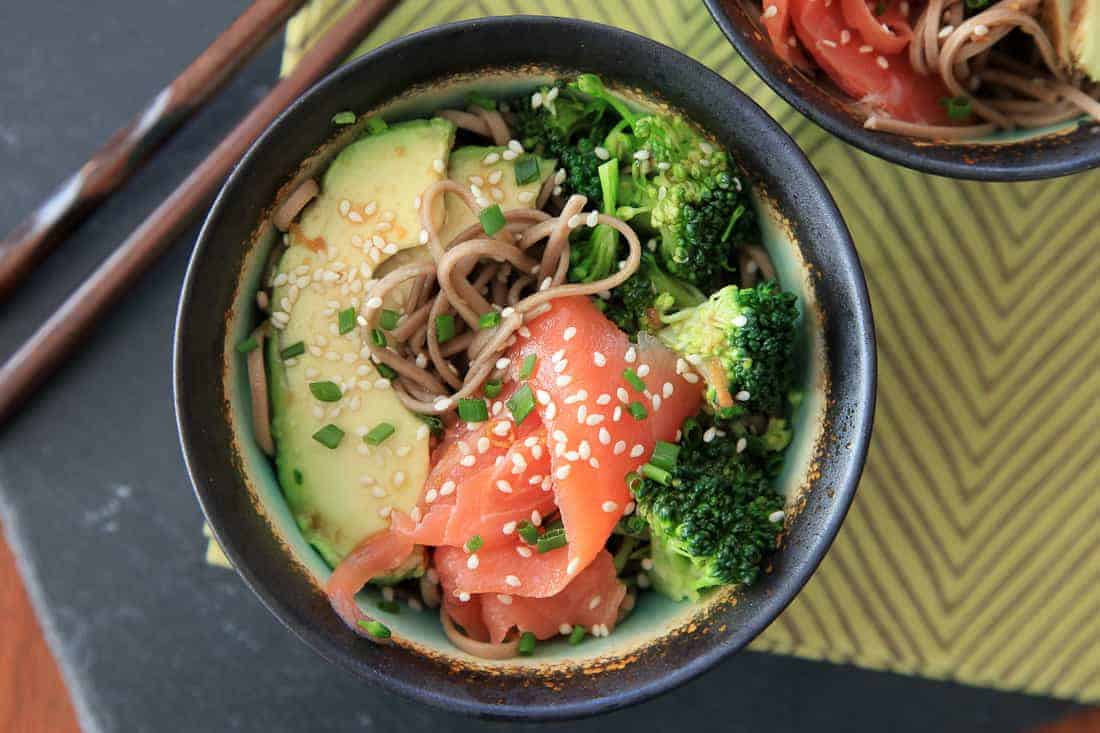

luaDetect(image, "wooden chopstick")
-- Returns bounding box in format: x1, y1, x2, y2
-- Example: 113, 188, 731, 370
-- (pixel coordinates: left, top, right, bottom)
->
0, 0, 308, 303
0, 0, 398, 427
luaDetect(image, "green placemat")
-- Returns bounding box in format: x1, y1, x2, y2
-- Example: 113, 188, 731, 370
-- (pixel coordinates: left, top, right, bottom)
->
266, 0, 1100, 704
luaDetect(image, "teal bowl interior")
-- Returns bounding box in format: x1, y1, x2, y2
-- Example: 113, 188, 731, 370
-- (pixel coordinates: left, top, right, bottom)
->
224, 73, 827, 665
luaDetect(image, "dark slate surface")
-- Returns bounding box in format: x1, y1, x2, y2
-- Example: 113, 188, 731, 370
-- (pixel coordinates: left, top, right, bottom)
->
0, 2, 1084, 731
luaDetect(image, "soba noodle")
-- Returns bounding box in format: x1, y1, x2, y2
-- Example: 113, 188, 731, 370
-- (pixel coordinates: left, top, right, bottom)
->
867, 0, 1100, 139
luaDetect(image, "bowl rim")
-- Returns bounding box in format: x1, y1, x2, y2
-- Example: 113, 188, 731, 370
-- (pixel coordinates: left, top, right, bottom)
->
703, 0, 1100, 182
175, 15, 876, 720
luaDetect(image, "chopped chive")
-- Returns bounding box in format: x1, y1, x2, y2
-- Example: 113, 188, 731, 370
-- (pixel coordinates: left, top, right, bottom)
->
357, 619, 391, 639
625, 471, 644, 495
466, 91, 497, 110
309, 381, 343, 402
236, 335, 259, 353
517, 521, 539, 545
514, 154, 540, 185
376, 363, 398, 380
371, 328, 387, 347
640, 462, 670, 485
721, 203, 746, 243
568, 625, 587, 645
280, 341, 305, 359
380, 309, 400, 330
479, 310, 502, 330
650, 441, 680, 472
543, 518, 564, 533
293, 468, 304, 485
465, 535, 484, 553
377, 599, 401, 614
366, 116, 388, 134
479, 204, 506, 236
536, 529, 568, 553
506, 384, 536, 425
312, 424, 344, 449
435, 314, 456, 344
364, 422, 395, 446
337, 307, 356, 335
518, 631, 537, 656
417, 413, 444, 437
457, 398, 489, 422
331, 110, 356, 125
483, 380, 502, 399
518, 353, 537, 379
623, 368, 646, 392
628, 401, 648, 420
592, 299, 607, 313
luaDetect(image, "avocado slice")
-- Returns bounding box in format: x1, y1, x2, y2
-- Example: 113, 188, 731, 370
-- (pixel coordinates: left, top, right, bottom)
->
437, 145, 556, 245
1043, 0, 1100, 81
267, 119, 456, 569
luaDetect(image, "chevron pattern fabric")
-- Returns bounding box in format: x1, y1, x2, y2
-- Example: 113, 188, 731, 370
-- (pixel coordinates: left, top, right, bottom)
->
277, 0, 1100, 704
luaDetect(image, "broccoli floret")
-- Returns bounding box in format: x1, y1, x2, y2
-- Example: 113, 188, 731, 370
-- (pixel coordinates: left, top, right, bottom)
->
570, 160, 621, 283
657, 282, 798, 414
761, 417, 792, 452
602, 251, 705, 334
632, 416, 785, 600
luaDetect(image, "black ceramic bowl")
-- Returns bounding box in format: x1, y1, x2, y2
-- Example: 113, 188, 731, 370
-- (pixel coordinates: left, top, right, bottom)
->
175, 16, 875, 720
705, 0, 1100, 181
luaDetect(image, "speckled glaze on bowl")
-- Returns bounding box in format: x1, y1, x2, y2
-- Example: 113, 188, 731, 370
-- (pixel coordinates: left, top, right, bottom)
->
704, 0, 1100, 181
174, 17, 875, 720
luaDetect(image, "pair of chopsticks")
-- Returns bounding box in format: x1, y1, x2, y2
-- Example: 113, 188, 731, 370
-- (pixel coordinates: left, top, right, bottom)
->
0, 0, 397, 426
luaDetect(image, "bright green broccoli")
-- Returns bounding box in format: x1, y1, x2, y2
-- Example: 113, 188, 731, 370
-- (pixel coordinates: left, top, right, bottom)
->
631, 417, 786, 601
570, 160, 621, 283
657, 282, 798, 415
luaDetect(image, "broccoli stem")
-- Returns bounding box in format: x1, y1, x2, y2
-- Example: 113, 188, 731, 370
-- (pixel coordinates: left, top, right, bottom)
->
613, 535, 637, 574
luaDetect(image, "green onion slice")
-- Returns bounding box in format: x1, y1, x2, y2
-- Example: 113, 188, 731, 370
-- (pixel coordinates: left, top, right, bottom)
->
518, 353, 537, 379
483, 380, 502, 399
536, 529, 568, 553
623, 368, 646, 392
507, 383, 536, 425
331, 110, 356, 125
479, 204, 506, 236
640, 462, 670, 485
364, 422, 395, 446
514, 154, 540, 185
312, 424, 344, 449
478, 310, 501, 330
371, 328, 387, 347
417, 413, 444, 438
568, 625, 586, 645
338, 306, 357, 335
376, 363, 398, 380
628, 401, 648, 420
280, 341, 305, 359
366, 116, 388, 134
518, 631, 537, 656
650, 441, 680, 472
457, 398, 489, 423
516, 521, 539, 545
435, 314, 456, 344
236, 335, 259, 353
309, 381, 342, 402
465, 535, 484, 553
380, 309, 400, 330
357, 619, 391, 639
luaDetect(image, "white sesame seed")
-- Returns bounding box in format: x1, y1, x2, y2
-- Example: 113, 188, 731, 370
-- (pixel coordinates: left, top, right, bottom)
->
366, 296, 383, 309
683, 372, 700, 384
458, 592, 471, 602
476, 436, 491, 454
594, 393, 611, 406
493, 421, 511, 437
585, 414, 604, 426
460, 455, 476, 467
556, 375, 573, 387
876, 56, 889, 69
483, 152, 500, 165
820, 39, 837, 48
531, 91, 543, 109
425, 488, 438, 503
586, 211, 599, 227
594, 146, 611, 160
555, 465, 572, 480
378, 505, 392, 518
562, 326, 577, 342
636, 364, 650, 378
633, 149, 650, 160
502, 521, 517, 535
434, 397, 453, 411
553, 359, 569, 374
601, 501, 619, 514
636, 573, 650, 589
973, 24, 989, 37
508, 139, 524, 154
597, 427, 612, 445
859, 44, 873, 54
624, 346, 636, 363
703, 427, 717, 443
440, 480, 456, 496
432, 158, 445, 174
502, 149, 518, 161
613, 406, 622, 422
651, 395, 662, 411
938, 25, 955, 39
840, 29, 851, 45
517, 191, 535, 203
567, 559, 580, 575
559, 623, 572, 635
491, 187, 505, 201
504, 575, 522, 588
416, 425, 430, 441
467, 554, 480, 569
762, 5, 778, 18
735, 390, 751, 402
516, 545, 533, 558
565, 450, 580, 462
531, 510, 542, 526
